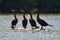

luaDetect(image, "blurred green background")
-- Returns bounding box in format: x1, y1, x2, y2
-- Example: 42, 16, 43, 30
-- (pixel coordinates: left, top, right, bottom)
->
0, 0, 60, 13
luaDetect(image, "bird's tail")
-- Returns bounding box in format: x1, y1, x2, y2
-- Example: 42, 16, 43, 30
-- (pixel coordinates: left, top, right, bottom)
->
48, 24, 53, 27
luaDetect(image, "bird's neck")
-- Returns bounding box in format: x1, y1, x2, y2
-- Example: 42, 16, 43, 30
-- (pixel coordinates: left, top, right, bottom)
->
31, 15, 32, 19
30, 13, 33, 19
14, 13, 17, 19
23, 13, 26, 19
14, 16, 17, 19
37, 13, 39, 18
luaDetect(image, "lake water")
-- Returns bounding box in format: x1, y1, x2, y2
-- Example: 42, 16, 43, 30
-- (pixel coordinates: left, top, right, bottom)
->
0, 14, 60, 40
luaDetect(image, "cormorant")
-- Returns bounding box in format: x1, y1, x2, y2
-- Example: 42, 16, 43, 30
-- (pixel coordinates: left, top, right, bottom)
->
22, 13, 28, 29
29, 12, 39, 30
37, 13, 53, 30
11, 14, 18, 29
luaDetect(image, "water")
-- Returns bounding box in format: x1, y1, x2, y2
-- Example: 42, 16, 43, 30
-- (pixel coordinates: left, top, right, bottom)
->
0, 14, 60, 40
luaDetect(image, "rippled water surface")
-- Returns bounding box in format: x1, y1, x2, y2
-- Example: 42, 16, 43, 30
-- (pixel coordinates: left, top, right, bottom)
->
0, 14, 60, 40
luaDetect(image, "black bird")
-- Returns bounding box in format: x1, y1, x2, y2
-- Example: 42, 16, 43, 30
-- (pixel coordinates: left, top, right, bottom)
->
37, 13, 53, 30
29, 12, 39, 30
22, 13, 28, 29
11, 14, 18, 29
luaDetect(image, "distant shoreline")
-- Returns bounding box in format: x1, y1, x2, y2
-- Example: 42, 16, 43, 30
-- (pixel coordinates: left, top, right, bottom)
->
0, 13, 60, 16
